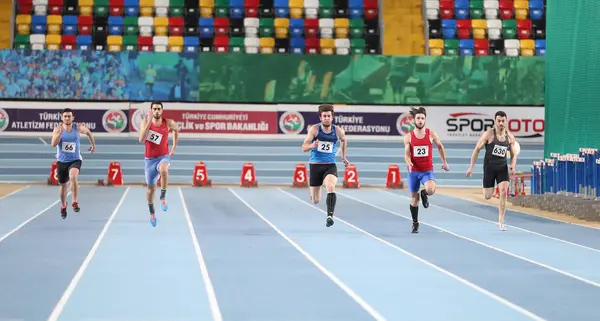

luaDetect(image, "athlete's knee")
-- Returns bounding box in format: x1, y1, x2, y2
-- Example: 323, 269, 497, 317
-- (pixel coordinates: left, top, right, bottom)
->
159, 164, 169, 176
324, 175, 337, 193
424, 181, 436, 195
483, 188, 494, 200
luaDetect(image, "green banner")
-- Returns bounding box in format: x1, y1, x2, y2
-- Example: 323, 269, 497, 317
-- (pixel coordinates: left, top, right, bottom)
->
198, 54, 545, 106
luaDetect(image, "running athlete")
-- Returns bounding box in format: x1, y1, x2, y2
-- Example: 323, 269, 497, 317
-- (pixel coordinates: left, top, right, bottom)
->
138, 102, 179, 227
301, 104, 349, 227
50, 108, 96, 219
404, 106, 449, 234
466, 110, 518, 231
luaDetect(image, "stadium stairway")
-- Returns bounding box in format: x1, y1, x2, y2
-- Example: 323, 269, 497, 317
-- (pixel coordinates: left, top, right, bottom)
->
0, 1, 12, 48
382, 0, 425, 55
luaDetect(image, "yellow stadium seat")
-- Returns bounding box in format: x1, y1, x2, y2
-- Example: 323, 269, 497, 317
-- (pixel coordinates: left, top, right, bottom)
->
471, 19, 487, 40
429, 39, 444, 49
154, 17, 169, 36
46, 34, 62, 50
16, 15, 32, 35
274, 18, 289, 39
334, 18, 349, 38
140, 0, 155, 16
107, 36, 123, 52
259, 37, 275, 54
169, 36, 184, 52
320, 38, 335, 55
80, 6, 93, 15
200, 0, 215, 7
78, 0, 93, 5
514, 1, 529, 20
520, 39, 534, 56
47, 15, 63, 34
430, 48, 443, 56
289, 0, 304, 19
200, 7, 213, 17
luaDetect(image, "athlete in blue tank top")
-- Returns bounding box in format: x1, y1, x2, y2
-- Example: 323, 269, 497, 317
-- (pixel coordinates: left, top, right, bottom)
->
301, 104, 349, 227
50, 108, 96, 219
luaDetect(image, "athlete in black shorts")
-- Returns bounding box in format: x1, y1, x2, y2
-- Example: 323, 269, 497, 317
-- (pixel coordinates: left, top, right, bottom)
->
301, 104, 349, 227
466, 111, 518, 231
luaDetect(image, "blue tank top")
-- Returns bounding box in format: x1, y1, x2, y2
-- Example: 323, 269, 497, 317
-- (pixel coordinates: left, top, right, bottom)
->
56, 123, 82, 163
309, 124, 338, 164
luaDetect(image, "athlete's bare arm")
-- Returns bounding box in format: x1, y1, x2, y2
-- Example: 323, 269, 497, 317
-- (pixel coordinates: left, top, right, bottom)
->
403, 134, 412, 168
336, 126, 349, 165
138, 118, 152, 144
166, 118, 179, 155
507, 131, 518, 169
50, 125, 63, 147
78, 124, 96, 152
301, 125, 319, 152
468, 129, 491, 172
431, 130, 448, 165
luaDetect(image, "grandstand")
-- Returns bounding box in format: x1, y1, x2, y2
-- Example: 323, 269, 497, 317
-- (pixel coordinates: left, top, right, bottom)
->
12, 0, 382, 55
424, 0, 546, 56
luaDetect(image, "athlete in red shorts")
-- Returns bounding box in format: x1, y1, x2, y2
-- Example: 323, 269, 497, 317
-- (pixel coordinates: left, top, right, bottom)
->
138, 101, 179, 227
404, 106, 449, 233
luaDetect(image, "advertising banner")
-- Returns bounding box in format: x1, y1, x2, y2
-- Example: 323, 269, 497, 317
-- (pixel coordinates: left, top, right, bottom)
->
277, 110, 412, 136
0, 107, 130, 133
277, 106, 545, 142
129, 107, 277, 134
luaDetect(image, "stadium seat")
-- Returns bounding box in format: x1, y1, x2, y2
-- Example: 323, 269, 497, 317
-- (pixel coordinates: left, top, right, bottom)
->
13, 0, 381, 54
426, 0, 546, 56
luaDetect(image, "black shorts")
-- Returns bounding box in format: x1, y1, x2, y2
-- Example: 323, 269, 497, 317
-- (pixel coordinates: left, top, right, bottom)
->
483, 164, 509, 188
56, 160, 82, 184
309, 163, 338, 187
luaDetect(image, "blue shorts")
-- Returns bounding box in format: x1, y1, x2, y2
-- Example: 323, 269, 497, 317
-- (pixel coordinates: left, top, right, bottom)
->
408, 170, 435, 193
144, 155, 171, 185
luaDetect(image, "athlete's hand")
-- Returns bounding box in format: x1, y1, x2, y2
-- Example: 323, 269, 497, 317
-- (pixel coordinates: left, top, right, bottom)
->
441, 163, 450, 172
169, 148, 176, 157
407, 162, 413, 173
509, 165, 516, 176
145, 108, 152, 121
312, 140, 319, 148
466, 167, 473, 177
342, 158, 349, 167
54, 124, 63, 135
88, 145, 95, 154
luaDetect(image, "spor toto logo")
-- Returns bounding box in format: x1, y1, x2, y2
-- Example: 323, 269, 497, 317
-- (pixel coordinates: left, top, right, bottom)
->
446, 112, 544, 138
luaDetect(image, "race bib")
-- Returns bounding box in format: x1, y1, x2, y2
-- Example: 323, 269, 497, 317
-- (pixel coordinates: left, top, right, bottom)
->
147, 130, 163, 145
492, 145, 508, 157
413, 145, 429, 157
61, 142, 76, 153
317, 141, 334, 153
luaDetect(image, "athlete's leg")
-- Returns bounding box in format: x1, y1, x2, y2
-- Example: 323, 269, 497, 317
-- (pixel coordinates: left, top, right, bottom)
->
419, 170, 437, 208
69, 164, 81, 212
157, 156, 171, 211
323, 172, 338, 227
496, 168, 510, 231
144, 158, 160, 227
407, 171, 421, 233
309, 164, 324, 204
482, 165, 496, 200
55, 162, 69, 218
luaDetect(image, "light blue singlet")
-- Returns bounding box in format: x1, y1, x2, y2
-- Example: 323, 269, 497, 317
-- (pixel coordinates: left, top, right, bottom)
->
56, 123, 82, 163
309, 123, 338, 164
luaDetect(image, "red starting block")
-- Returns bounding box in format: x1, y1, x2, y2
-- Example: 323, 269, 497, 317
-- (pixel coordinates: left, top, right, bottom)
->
385, 164, 404, 189
292, 163, 308, 187
107, 162, 123, 186
241, 162, 258, 187
343, 164, 360, 188
47, 161, 58, 185
193, 161, 212, 187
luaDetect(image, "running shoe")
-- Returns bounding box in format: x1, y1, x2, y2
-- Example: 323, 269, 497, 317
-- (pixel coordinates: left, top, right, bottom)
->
72, 202, 80, 213
150, 213, 157, 227
61, 206, 67, 219
420, 189, 429, 208
160, 198, 168, 212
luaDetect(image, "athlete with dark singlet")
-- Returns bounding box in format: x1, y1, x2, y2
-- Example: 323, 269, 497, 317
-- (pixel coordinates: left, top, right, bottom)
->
50, 108, 96, 219
138, 102, 179, 227
404, 106, 449, 233
301, 104, 349, 227
467, 110, 519, 231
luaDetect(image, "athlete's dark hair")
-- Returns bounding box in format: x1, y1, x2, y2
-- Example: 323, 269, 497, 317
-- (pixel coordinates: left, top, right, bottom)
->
151, 101, 164, 109
495, 110, 507, 119
61, 108, 74, 115
318, 104, 334, 116
409, 106, 426, 117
